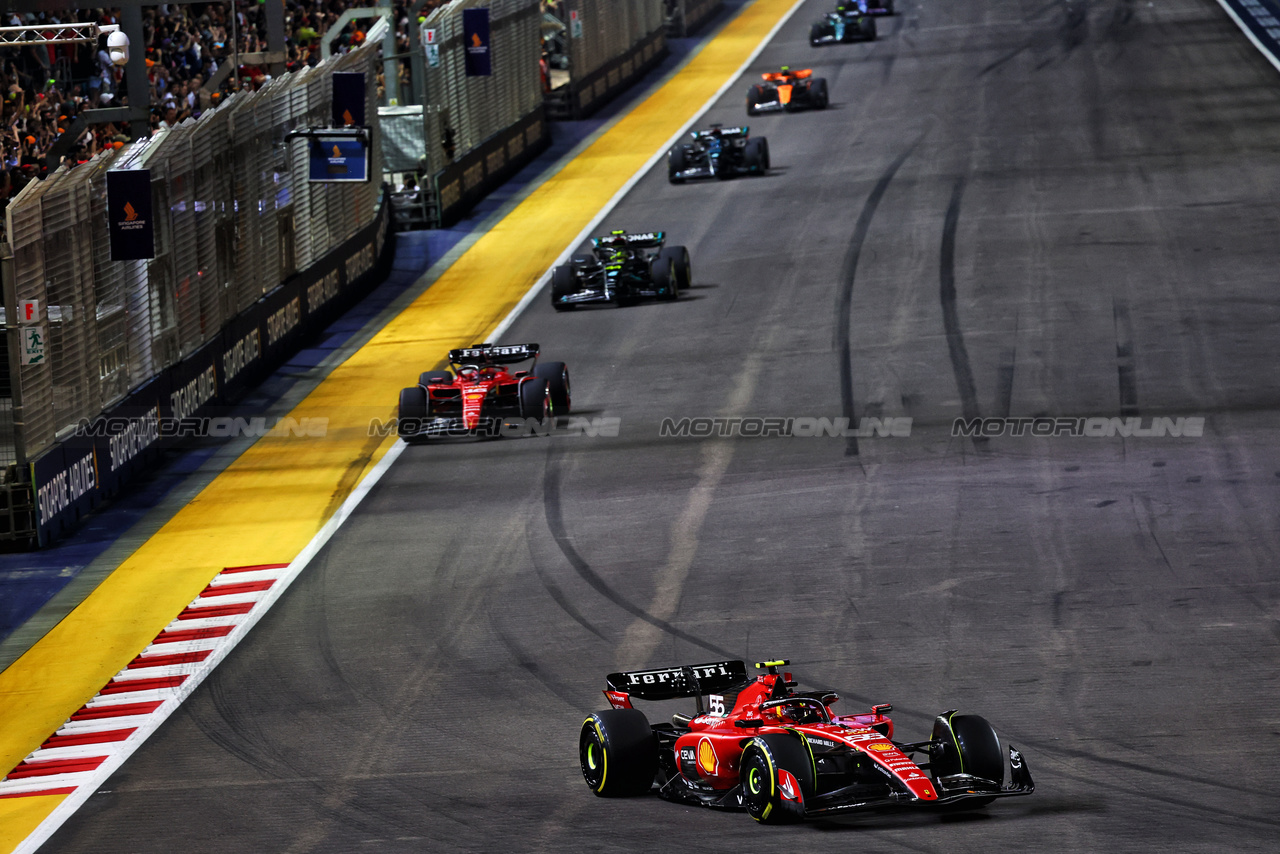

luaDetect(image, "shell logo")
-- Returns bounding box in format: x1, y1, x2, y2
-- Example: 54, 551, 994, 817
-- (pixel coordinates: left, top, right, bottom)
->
867, 743, 894, 752
697, 738, 717, 775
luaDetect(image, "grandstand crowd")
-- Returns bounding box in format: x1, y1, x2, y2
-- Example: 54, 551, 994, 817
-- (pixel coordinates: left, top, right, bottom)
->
1, 2, 449, 230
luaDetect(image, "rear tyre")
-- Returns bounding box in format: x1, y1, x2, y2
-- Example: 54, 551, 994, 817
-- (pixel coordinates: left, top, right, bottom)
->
418, 370, 453, 386
668, 147, 687, 183
519, 377, 550, 422
579, 709, 658, 797
651, 257, 677, 301
744, 138, 768, 173
658, 245, 692, 292
740, 734, 814, 824
533, 361, 571, 413
810, 78, 829, 109
931, 712, 1003, 806
865, 17, 878, 40
551, 264, 577, 311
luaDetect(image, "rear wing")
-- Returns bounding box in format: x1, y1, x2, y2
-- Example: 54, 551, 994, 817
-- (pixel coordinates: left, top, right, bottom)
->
448, 343, 538, 365
606, 660, 750, 702
762, 69, 811, 81
692, 126, 748, 139
590, 230, 666, 249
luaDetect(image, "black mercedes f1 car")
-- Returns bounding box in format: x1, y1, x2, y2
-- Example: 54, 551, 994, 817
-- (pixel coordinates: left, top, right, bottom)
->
668, 125, 769, 182
550, 230, 692, 309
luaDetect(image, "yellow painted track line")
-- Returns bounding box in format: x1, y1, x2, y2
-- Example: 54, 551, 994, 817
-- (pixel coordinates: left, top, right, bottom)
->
0, 0, 802, 848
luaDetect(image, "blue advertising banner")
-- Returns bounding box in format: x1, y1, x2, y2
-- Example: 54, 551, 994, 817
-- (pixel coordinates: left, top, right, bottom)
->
107, 169, 155, 261
332, 72, 366, 126
463, 8, 492, 76
308, 137, 369, 183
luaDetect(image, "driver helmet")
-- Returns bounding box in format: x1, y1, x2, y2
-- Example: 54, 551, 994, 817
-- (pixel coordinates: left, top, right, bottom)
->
458, 366, 480, 383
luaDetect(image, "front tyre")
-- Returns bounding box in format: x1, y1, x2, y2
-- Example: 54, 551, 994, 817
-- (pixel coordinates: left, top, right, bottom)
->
579, 709, 658, 797
551, 264, 577, 311
668, 147, 687, 183
740, 734, 815, 824
931, 712, 1004, 806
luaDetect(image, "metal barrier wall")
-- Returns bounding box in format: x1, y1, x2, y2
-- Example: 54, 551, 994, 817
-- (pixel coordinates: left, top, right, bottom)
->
565, 0, 666, 82
420, 0, 544, 181
666, 0, 724, 37
1, 44, 381, 470
544, 0, 668, 119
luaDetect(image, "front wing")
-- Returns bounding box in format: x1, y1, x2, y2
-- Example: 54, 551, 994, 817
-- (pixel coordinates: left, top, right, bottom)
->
655, 744, 1034, 817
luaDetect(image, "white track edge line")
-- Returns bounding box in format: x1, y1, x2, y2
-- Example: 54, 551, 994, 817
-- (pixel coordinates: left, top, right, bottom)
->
13, 3, 806, 850
1215, 0, 1280, 74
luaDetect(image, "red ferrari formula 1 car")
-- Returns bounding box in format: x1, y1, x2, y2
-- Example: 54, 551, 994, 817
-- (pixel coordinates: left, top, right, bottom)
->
579, 659, 1033, 823
397, 343, 570, 439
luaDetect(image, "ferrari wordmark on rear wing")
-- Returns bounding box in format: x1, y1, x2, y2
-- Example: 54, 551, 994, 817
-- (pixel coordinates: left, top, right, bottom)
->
606, 660, 751, 702
448, 343, 539, 365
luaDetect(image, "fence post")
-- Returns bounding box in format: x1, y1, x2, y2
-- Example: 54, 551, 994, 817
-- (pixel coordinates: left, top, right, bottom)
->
1, 241, 27, 467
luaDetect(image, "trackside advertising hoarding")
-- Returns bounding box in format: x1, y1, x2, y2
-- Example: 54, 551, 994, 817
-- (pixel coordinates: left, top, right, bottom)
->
28, 200, 392, 545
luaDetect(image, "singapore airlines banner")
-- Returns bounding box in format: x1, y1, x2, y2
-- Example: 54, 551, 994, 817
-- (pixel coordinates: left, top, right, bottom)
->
107, 169, 155, 261
463, 8, 492, 76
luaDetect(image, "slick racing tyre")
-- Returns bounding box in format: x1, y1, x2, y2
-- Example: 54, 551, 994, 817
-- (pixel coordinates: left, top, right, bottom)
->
519, 377, 550, 421
533, 361, 571, 413
930, 712, 1003, 806
658, 245, 692, 292
746, 84, 764, 115
419, 370, 453, 386
668, 147, 687, 183
398, 386, 427, 438
651, 257, 678, 300
864, 17, 878, 40
580, 709, 658, 797
744, 137, 769, 173
551, 264, 577, 311
809, 23, 827, 46
810, 78, 829, 109
740, 734, 815, 824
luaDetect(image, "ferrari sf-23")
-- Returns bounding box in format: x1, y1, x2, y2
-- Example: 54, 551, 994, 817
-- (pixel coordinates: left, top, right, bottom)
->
551, 230, 692, 309
579, 659, 1033, 823
746, 67, 829, 114
396, 343, 569, 439
667, 125, 769, 182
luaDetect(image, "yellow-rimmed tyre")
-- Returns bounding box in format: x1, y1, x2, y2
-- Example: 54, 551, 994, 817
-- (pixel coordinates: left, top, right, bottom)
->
740, 733, 815, 824
579, 709, 658, 797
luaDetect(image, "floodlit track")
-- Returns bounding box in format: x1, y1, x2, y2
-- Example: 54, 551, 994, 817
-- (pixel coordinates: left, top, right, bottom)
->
44, 0, 1280, 850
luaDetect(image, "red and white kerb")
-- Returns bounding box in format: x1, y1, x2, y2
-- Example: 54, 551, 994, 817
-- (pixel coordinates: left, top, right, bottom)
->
0, 563, 289, 800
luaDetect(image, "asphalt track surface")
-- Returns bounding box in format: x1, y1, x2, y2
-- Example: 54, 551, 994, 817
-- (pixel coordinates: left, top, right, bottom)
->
47, 0, 1280, 851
